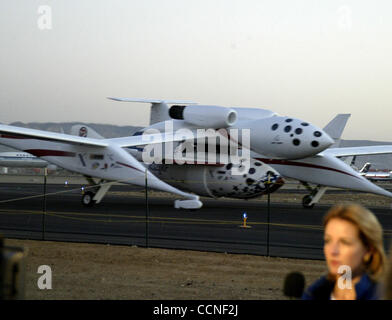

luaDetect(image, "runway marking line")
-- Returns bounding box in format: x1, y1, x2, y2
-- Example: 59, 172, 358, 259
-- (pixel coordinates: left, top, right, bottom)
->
1, 208, 392, 236
3, 208, 392, 236
0, 207, 323, 228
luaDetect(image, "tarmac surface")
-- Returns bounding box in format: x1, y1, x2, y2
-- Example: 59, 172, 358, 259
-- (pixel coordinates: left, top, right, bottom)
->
1, 180, 392, 260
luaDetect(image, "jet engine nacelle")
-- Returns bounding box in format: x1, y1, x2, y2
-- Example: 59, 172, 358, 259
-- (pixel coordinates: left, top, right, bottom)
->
169, 105, 237, 128
149, 159, 284, 199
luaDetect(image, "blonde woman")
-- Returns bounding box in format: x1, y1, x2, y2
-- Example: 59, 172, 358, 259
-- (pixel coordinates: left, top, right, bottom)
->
384, 248, 392, 300
302, 203, 386, 300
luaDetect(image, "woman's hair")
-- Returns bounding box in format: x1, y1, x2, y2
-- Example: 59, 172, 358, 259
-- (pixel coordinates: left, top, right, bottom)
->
323, 203, 386, 281
384, 248, 392, 299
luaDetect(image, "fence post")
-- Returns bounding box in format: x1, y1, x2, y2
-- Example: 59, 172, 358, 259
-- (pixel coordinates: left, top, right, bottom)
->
42, 168, 47, 240
266, 174, 271, 257
145, 168, 149, 248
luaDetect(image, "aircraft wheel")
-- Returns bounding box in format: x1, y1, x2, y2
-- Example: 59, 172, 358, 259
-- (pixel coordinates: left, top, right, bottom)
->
82, 191, 96, 207
302, 195, 315, 209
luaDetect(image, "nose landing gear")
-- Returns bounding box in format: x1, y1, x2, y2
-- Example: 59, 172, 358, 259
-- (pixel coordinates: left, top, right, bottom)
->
300, 182, 328, 209
81, 176, 114, 207
302, 194, 315, 209
82, 191, 96, 207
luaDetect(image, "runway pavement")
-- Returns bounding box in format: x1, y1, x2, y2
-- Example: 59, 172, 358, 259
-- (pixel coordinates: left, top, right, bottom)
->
0, 182, 392, 260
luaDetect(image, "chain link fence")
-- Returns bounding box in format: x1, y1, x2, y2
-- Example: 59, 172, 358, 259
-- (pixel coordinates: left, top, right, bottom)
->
1, 171, 391, 260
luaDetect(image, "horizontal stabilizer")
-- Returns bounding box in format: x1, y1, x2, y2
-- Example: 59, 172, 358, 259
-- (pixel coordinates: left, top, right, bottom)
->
107, 97, 197, 105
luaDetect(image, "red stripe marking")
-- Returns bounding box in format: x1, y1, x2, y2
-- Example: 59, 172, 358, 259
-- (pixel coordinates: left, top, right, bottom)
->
25, 149, 76, 157
0, 134, 28, 139
1, 133, 68, 143
257, 158, 360, 179
116, 161, 144, 173
172, 161, 224, 166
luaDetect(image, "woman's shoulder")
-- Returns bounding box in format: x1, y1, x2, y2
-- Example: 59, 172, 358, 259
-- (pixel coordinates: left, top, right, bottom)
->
302, 273, 382, 300
302, 275, 335, 300
355, 274, 381, 300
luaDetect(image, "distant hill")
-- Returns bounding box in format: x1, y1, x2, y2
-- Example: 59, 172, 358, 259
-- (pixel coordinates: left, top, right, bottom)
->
1, 122, 392, 169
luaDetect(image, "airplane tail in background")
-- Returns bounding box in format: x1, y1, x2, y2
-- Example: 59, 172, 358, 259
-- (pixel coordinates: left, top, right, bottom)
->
323, 114, 351, 148
107, 97, 197, 125
70, 124, 105, 139
360, 162, 372, 173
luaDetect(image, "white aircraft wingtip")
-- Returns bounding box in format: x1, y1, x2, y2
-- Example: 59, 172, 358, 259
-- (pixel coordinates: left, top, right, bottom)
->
107, 97, 197, 104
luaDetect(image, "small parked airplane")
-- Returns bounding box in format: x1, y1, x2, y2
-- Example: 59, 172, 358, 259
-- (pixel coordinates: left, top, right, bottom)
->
0, 151, 50, 168
1, 98, 392, 209
359, 162, 392, 181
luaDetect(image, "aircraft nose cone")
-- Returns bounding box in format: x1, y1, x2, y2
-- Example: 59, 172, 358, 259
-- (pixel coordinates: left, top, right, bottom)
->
317, 130, 334, 148
323, 132, 335, 147
246, 116, 335, 159
281, 119, 334, 157
307, 128, 334, 152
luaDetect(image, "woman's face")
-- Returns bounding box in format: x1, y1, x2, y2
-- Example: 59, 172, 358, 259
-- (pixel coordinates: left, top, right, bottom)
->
324, 218, 369, 278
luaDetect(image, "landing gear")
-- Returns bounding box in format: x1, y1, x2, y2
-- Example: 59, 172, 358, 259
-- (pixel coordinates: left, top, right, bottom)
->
302, 195, 315, 209
82, 191, 96, 207
300, 182, 328, 209
81, 176, 115, 207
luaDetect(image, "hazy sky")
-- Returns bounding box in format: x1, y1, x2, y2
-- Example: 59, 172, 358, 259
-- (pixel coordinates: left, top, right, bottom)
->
1, 0, 392, 140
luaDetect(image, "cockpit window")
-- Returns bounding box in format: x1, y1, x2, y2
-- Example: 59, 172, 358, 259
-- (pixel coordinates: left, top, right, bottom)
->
293, 139, 300, 146
271, 124, 279, 131
314, 131, 322, 137
284, 125, 292, 133
295, 128, 303, 135
311, 141, 319, 148
89, 154, 104, 160
285, 118, 293, 123
301, 122, 309, 126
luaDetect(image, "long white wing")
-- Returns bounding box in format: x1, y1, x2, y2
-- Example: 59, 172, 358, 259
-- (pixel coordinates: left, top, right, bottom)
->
0, 124, 201, 149
106, 129, 221, 149
263, 154, 392, 197
107, 97, 197, 104
322, 145, 392, 158
0, 124, 108, 147
107, 134, 186, 148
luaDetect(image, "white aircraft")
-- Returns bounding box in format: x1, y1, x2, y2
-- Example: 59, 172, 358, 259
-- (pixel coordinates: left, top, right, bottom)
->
359, 162, 392, 181
1, 98, 392, 209
0, 151, 50, 168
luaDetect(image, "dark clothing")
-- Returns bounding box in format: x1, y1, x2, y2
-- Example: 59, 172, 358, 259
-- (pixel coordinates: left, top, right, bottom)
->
302, 273, 380, 300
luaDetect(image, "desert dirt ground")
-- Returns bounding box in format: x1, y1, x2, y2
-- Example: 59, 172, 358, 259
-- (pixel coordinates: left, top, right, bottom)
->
4, 238, 326, 300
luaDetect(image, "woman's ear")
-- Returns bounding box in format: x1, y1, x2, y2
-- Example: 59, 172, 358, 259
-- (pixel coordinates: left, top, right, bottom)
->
364, 248, 373, 264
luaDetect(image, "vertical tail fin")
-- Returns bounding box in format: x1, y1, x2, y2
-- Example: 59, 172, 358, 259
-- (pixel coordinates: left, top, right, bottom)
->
323, 114, 351, 148
360, 162, 371, 173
